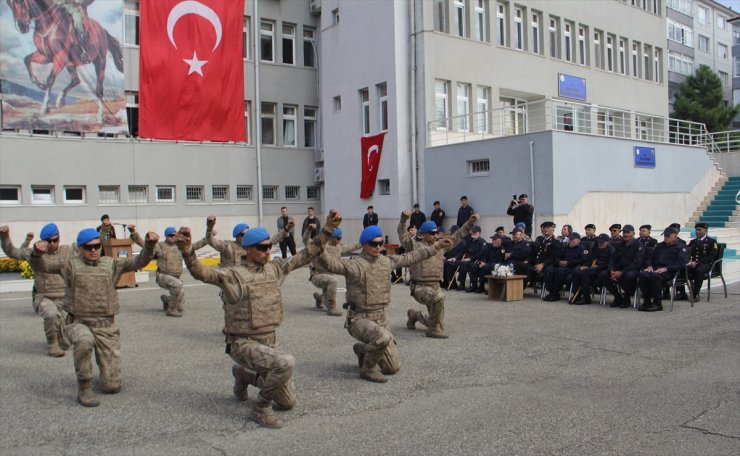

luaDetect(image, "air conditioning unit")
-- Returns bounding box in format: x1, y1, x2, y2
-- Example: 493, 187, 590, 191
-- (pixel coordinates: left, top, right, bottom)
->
314, 167, 325, 183
309, 0, 321, 15
314, 148, 324, 162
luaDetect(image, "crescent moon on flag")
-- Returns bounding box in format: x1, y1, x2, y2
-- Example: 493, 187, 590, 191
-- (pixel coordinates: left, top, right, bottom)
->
367, 145, 379, 173
167, 0, 223, 51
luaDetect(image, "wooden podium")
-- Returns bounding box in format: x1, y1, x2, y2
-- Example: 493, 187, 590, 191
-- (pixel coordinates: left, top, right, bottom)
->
104, 239, 137, 288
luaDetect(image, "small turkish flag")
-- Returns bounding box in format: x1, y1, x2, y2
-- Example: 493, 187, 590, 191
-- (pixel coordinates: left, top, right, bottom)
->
139, 0, 245, 141
360, 132, 386, 199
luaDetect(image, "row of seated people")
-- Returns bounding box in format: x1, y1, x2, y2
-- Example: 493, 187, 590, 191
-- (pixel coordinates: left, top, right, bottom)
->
437, 221, 719, 313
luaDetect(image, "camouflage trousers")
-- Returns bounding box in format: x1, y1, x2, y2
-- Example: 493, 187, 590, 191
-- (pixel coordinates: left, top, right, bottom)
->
228, 332, 296, 408
410, 283, 446, 332
33, 295, 69, 347
310, 273, 338, 308
157, 272, 184, 312
65, 317, 120, 390
345, 309, 400, 374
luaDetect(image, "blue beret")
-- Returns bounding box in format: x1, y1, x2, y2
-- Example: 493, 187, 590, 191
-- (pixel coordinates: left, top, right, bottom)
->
232, 223, 249, 238
164, 227, 177, 237
76, 228, 99, 246
359, 225, 383, 244
40, 223, 59, 240
331, 227, 343, 238
419, 221, 438, 234
242, 227, 270, 247
515, 222, 526, 228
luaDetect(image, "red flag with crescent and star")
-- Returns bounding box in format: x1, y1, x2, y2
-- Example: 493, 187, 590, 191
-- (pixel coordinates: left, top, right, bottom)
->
360, 132, 386, 199
139, 0, 245, 141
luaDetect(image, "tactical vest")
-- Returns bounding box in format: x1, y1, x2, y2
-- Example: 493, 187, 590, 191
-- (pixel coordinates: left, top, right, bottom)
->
220, 241, 247, 267
347, 255, 391, 312
35, 245, 71, 299
312, 242, 342, 274
223, 264, 283, 336
409, 241, 444, 283
65, 256, 118, 317
157, 242, 183, 276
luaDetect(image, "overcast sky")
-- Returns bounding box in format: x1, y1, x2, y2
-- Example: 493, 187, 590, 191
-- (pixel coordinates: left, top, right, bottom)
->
716, 0, 739, 12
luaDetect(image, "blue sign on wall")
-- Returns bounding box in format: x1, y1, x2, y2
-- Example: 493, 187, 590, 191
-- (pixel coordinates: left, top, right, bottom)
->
634, 146, 656, 168
558, 73, 587, 101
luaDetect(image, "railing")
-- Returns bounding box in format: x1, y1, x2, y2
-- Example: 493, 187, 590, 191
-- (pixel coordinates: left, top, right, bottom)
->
428, 97, 740, 152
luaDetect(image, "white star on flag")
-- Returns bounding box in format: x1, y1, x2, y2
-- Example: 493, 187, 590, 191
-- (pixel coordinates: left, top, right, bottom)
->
183, 51, 208, 76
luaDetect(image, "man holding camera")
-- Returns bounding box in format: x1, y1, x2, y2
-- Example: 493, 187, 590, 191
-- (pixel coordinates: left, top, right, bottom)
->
507, 194, 534, 238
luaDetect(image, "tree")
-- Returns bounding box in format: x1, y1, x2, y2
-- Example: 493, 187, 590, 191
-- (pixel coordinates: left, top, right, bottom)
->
671, 64, 739, 132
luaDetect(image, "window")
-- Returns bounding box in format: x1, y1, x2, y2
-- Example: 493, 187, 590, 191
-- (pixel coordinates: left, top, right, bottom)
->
244, 100, 252, 144
261, 102, 275, 145
564, 22, 572, 62
435, 79, 449, 130
698, 35, 709, 53
126, 91, 138, 138
377, 83, 388, 131
211, 185, 229, 201
668, 51, 693, 76
186, 186, 204, 202
307, 186, 320, 200
475, 0, 486, 42
697, 6, 708, 25
717, 15, 726, 30
433, 0, 448, 33
98, 186, 119, 204
632, 42, 640, 77
476, 86, 490, 133
619, 39, 626, 74
285, 186, 300, 200
594, 30, 603, 69
0, 186, 21, 205
378, 179, 390, 196
454, 0, 465, 37
549, 17, 559, 58
719, 71, 729, 87
32, 186, 54, 205
496, 3, 506, 46
456, 83, 470, 132
63, 186, 85, 204
734, 30, 740, 46
578, 26, 586, 65
332, 8, 339, 25
283, 105, 296, 146
467, 159, 490, 176
243, 17, 250, 60
128, 185, 148, 203
666, 0, 691, 16
156, 186, 175, 203
654, 48, 661, 83
736, 58, 740, 78
667, 19, 693, 47
718, 43, 728, 59
531, 12, 540, 54
124, 0, 139, 46
304, 107, 317, 147
260, 21, 274, 62
606, 35, 614, 72
236, 185, 253, 201
282, 24, 295, 65
333, 96, 342, 112
303, 28, 315, 67
643, 45, 652, 80
514, 8, 523, 49
360, 88, 370, 134
262, 185, 278, 200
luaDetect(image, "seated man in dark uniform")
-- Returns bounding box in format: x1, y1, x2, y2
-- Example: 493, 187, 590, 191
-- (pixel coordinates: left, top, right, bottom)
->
638, 227, 689, 312
600, 224, 645, 308
685, 222, 719, 300
571, 234, 615, 305
505, 228, 531, 275
454, 226, 486, 290
582, 224, 597, 250
638, 224, 658, 249
467, 234, 506, 293
441, 226, 464, 288
543, 232, 586, 301
525, 221, 562, 291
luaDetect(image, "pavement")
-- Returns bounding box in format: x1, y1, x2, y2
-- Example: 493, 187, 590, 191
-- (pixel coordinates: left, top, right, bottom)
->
0, 267, 738, 456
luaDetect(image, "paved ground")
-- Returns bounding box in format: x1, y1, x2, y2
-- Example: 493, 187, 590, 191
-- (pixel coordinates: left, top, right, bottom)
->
0, 267, 738, 456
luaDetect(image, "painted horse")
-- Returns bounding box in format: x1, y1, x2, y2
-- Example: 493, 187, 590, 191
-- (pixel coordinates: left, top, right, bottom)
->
6, 0, 124, 123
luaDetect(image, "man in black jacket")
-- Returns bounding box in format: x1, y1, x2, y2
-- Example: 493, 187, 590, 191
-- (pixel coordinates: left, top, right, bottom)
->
600, 225, 645, 308
456, 196, 474, 227
571, 234, 614, 305
638, 227, 689, 312
685, 222, 719, 300
525, 221, 562, 292
467, 234, 507, 293
430, 201, 446, 229
507, 194, 534, 238
409, 204, 427, 229
454, 226, 486, 290
363, 206, 379, 228
543, 232, 586, 301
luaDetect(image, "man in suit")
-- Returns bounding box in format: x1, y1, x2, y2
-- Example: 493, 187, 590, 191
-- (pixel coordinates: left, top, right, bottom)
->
363, 206, 379, 228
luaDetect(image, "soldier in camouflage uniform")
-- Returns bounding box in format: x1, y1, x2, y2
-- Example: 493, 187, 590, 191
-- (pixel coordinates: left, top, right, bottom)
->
1, 225, 71, 357
176, 211, 342, 429
316, 225, 452, 383
303, 226, 361, 316
398, 211, 478, 338
129, 225, 186, 317
206, 215, 293, 267
30, 228, 156, 407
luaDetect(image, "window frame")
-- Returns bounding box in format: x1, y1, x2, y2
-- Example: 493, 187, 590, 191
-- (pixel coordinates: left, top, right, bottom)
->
236, 185, 254, 201
262, 185, 278, 200
282, 23, 295, 65
128, 185, 148, 204
98, 185, 120, 205
377, 83, 388, 132
260, 20, 275, 63
31, 185, 55, 205
155, 185, 175, 203
360, 88, 370, 135
0, 185, 21, 205
282, 104, 297, 147
285, 185, 300, 200
186, 185, 205, 203
304, 106, 317, 147
243, 16, 251, 60
467, 159, 490, 176
378, 179, 391, 196
123, 0, 140, 47
63, 186, 86, 205
261, 102, 276, 145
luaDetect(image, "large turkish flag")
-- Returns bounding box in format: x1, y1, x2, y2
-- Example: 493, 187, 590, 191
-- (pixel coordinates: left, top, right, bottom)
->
139, 0, 245, 141
360, 132, 386, 199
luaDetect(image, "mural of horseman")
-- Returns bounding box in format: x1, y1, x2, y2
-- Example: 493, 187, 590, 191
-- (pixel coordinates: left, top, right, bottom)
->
6, 0, 124, 123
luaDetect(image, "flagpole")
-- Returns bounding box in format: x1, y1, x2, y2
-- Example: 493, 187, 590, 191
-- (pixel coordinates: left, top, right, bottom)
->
253, 0, 264, 227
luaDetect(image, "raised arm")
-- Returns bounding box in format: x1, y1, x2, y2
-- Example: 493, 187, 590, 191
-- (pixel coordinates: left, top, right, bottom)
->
391, 238, 452, 269
177, 227, 232, 286
449, 214, 478, 249
128, 225, 145, 248
28, 240, 63, 274
397, 211, 414, 251
275, 211, 341, 275
0, 226, 31, 261
116, 231, 157, 273
340, 242, 362, 254
19, 232, 34, 250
